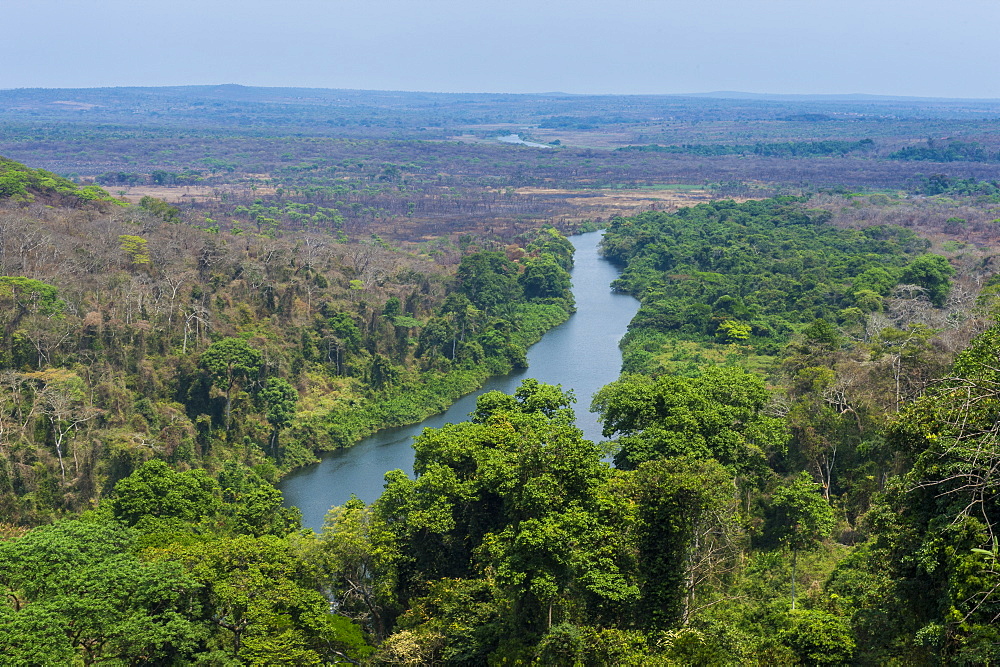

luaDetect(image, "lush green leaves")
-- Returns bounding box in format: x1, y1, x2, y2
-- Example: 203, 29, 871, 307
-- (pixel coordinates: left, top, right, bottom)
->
600, 198, 932, 356
0, 155, 120, 205
456, 250, 521, 313
110, 459, 220, 526
0, 519, 204, 664
594, 366, 787, 475
768, 471, 835, 554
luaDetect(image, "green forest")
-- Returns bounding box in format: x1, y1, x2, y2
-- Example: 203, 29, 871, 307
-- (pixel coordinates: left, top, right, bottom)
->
3, 87, 1000, 665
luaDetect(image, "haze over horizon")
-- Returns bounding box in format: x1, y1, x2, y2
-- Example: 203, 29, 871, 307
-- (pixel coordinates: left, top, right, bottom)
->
5, 0, 999, 100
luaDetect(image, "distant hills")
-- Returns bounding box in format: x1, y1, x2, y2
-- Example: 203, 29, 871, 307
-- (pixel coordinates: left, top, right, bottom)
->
5, 83, 1000, 104
683, 90, 1000, 103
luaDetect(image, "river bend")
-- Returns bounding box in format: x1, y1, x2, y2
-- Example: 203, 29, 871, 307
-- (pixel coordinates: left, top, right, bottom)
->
279, 231, 639, 530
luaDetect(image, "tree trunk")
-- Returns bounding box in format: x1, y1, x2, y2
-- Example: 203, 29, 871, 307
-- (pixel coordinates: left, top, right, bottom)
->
791, 548, 798, 610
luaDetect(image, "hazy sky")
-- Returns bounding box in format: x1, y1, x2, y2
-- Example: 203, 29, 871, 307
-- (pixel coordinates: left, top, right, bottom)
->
4, 0, 998, 98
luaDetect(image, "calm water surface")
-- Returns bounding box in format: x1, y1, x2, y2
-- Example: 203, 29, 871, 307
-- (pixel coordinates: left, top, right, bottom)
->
279, 231, 639, 530
497, 133, 553, 148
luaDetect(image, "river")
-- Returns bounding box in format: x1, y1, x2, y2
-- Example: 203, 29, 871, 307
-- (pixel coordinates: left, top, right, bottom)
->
497, 133, 553, 148
278, 231, 640, 530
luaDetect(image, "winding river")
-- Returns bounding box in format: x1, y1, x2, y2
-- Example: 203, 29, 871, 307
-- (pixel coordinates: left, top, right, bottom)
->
279, 231, 640, 530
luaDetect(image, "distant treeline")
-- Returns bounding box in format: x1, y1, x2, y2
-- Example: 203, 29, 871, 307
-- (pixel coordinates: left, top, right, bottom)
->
917, 173, 1000, 196
618, 139, 875, 158
889, 139, 995, 162
96, 169, 207, 186
539, 115, 632, 130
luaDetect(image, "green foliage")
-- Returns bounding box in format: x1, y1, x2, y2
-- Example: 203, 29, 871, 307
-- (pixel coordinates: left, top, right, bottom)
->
716, 318, 752, 342
358, 378, 771, 660
520, 252, 574, 308
625, 457, 739, 632
0, 518, 204, 664
0, 465, 362, 665
455, 250, 522, 313
369, 381, 645, 655
110, 459, 220, 526
118, 233, 151, 265
314, 496, 400, 641
218, 462, 301, 537
0, 155, 120, 205
200, 337, 263, 429
260, 376, 298, 456
781, 609, 856, 665
0, 276, 64, 317
829, 322, 1000, 662
390, 577, 505, 663
917, 173, 1000, 196
601, 198, 928, 357
890, 139, 992, 162
525, 226, 575, 271
536, 622, 586, 665
200, 337, 264, 392
899, 253, 954, 306
767, 472, 836, 554
162, 533, 370, 663
594, 366, 787, 475
261, 377, 297, 431
139, 195, 182, 222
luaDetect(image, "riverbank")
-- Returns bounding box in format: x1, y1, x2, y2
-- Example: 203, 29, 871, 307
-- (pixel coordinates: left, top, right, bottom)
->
278, 302, 572, 474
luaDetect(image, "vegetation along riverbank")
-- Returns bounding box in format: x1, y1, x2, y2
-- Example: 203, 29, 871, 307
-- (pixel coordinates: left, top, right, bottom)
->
3, 87, 1000, 663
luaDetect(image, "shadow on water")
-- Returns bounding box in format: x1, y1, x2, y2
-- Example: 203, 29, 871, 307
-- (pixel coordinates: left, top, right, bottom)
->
278, 231, 640, 530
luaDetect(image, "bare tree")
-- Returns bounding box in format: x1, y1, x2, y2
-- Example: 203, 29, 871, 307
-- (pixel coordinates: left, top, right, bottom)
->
28, 370, 99, 481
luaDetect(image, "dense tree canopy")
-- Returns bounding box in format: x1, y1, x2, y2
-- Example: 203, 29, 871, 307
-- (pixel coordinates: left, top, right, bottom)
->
3, 135, 999, 665
601, 198, 937, 360
593, 366, 787, 476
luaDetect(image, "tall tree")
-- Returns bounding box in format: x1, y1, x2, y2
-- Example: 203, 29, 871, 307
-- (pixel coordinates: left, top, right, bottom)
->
768, 471, 835, 609
455, 251, 521, 313
0, 519, 203, 665
199, 337, 262, 431
594, 366, 787, 477
260, 377, 298, 456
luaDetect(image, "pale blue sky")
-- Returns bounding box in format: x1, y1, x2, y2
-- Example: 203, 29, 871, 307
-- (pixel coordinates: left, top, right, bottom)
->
4, 0, 998, 98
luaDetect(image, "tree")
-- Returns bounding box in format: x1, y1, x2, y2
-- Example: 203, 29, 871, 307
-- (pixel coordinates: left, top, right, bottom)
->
162, 533, 371, 663
900, 254, 954, 307
313, 495, 400, 640
768, 472, 835, 609
594, 366, 787, 477
781, 609, 855, 665
260, 377, 298, 456
519, 254, 573, 306
525, 227, 575, 272
844, 322, 1000, 662
455, 251, 521, 313
110, 459, 220, 526
0, 277, 64, 352
118, 234, 151, 267
616, 457, 741, 630
716, 319, 751, 343
24, 369, 98, 482
0, 519, 203, 665
416, 316, 455, 364
217, 462, 301, 537
322, 312, 361, 375
138, 195, 181, 223
199, 337, 263, 431
870, 323, 938, 412
375, 380, 634, 649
